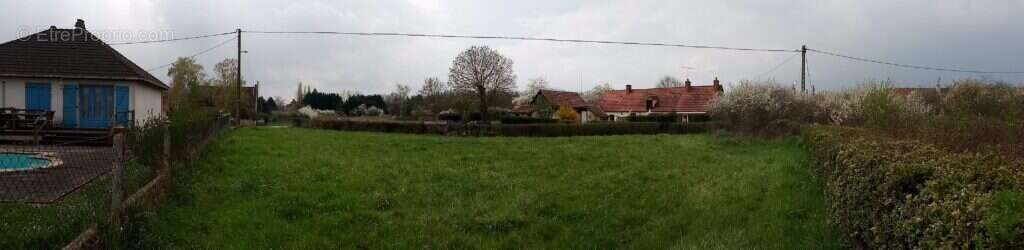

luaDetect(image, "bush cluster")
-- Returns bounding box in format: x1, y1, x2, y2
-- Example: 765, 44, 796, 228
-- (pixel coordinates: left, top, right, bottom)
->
307, 119, 708, 137
708, 80, 823, 136
499, 116, 557, 124
803, 126, 1024, 248
437, 110, 461, 122
712, 79, 1024, 156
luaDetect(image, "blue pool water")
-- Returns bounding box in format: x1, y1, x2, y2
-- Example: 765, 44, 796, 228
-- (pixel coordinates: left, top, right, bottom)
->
0, 153, 51, 171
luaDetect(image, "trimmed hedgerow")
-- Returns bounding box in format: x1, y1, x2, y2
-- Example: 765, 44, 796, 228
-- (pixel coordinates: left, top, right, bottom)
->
499, 116, 557, 124
307, 119, 709, 137
625, 113, 678, 123
803, 125, 1024, 249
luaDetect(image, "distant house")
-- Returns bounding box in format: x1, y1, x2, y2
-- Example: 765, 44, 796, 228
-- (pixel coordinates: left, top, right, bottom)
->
511, 89, 604, 122
0, 20, 167, 129
599, 78, 723, 122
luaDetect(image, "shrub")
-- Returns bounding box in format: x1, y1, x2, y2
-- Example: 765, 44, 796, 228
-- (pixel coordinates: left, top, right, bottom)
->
708, 80, 820, 135
500, 116, 557, 124
854, 83, 932, 137
554, 105, 579, 122
438, 109, 461, 122
803, 126, 1024, 248
711, 79, 1024, 155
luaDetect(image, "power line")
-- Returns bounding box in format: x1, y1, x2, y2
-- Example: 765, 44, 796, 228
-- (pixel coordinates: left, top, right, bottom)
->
145, 36, 237, 72
243, 30, 801, 53
808, 48, 1024, 74
752, 53, 800, 80
108, 31, 236, 46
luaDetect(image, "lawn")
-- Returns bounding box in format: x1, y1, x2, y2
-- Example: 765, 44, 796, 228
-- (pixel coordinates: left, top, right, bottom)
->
134, 127, 844, 249
0, 177, 109, 249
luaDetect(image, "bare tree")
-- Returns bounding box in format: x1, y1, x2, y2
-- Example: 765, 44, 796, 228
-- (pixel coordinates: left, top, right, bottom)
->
583, 82, 614, 103
513, 77, 550, 105
418, 77, 448, 113
656, 76, 682, 88
448, 46, 517, 121
386, 83, 412, 116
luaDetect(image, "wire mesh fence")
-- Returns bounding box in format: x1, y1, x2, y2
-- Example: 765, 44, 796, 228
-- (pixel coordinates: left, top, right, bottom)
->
0, 111, 232, 249
0, 136, 115, 203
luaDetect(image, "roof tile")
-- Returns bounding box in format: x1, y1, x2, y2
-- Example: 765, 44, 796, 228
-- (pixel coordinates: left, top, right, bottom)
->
598, 85, 722, 113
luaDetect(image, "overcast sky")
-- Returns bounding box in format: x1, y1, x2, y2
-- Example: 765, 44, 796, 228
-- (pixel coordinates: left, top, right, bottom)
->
2, 0, 1022, 99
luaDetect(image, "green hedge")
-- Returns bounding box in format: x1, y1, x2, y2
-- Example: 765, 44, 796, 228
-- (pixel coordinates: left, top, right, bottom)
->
499, 116, 557, 124
803, 125, 1024, 249
625, 114, 678, 123
307, 119, 709, 137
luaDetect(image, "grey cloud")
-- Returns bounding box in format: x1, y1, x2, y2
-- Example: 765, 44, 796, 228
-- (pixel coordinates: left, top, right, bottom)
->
1, 0, 1021, 99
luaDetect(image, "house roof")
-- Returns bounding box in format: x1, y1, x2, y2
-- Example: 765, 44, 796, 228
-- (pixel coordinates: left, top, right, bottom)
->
0, 25, 167, 90
533, 89, 589, 108
598, 85, 723, 113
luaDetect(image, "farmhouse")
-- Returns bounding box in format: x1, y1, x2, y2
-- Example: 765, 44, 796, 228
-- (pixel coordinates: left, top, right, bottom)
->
0, 20, 166, 129
511, 89, 604, 122
599, 78, 723, 122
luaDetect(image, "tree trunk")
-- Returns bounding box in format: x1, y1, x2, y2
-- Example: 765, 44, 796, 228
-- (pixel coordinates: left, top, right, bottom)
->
478, 87, 489, 122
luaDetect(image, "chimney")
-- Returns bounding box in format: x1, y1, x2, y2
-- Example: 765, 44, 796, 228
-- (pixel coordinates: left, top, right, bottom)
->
74, 19, 85, 29
713, 77, 721, 90
626, 84, 632, 93
684, 78, 692, 88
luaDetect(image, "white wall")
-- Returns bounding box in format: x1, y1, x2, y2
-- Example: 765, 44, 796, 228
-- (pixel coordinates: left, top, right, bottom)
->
1, 79, 26, 109
133, 82, 163, 123
0, 77, 165, 126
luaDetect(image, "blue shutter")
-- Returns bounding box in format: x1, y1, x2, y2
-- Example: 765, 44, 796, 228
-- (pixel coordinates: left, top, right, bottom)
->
115, 86, 130, 125
25, 83, 51, 111
63, 84, 79, 127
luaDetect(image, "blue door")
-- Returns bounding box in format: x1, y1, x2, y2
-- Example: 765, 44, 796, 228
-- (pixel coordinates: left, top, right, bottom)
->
115, 86, 129, 125
79, 85, 113, 128
25, 83, 51, 111
63, 85, 79, 127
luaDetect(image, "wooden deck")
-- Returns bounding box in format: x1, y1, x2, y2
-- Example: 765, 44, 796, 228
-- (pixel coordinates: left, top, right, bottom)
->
0, 128, 110, 146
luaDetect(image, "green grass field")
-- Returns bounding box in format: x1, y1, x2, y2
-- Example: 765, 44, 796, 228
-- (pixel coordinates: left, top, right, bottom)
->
134, 127, 844, 249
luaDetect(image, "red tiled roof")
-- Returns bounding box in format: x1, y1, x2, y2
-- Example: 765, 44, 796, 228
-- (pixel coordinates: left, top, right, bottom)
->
598, 85, 722, 113
0, 26, 167, 89
535, 89, 589, 108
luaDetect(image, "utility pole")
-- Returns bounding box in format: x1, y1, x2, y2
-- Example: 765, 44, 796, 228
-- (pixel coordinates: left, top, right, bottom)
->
236, 28, 242, 124
800, 45, 807, 93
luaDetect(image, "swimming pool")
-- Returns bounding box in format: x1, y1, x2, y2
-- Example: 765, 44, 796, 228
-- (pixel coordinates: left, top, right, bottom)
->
0, 153, 54, 172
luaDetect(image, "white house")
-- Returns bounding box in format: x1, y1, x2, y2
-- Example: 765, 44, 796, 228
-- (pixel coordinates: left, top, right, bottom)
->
0, 20, 167, 129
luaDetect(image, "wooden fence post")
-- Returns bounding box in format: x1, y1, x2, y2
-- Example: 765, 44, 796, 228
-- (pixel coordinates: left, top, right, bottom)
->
108, 126, 127, 245
162, 124, 171, 172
